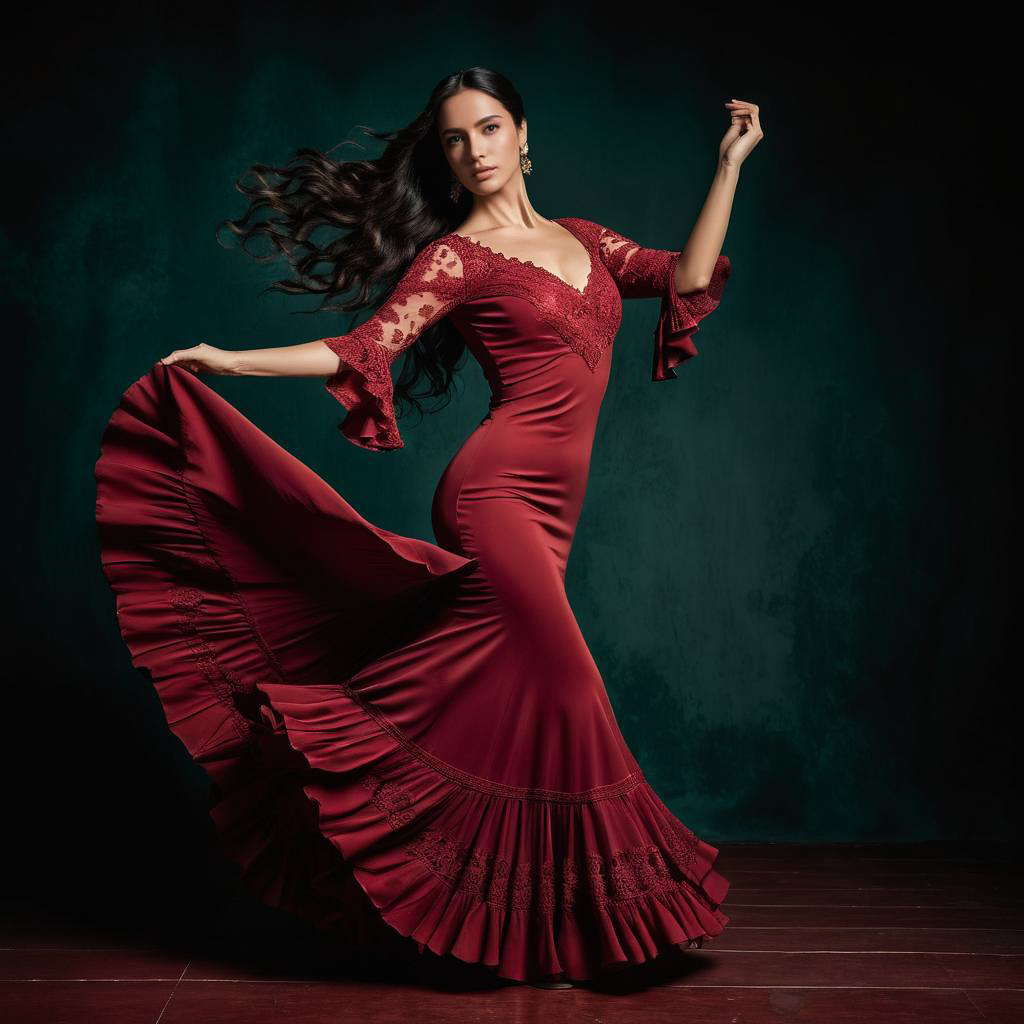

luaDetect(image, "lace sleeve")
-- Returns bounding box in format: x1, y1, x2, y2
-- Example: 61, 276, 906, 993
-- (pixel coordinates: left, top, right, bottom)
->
596, 224, 732, 381
318, 239, 466, 450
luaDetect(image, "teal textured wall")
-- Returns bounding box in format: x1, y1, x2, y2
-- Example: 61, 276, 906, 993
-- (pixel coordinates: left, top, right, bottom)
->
9, 8, 1010, 918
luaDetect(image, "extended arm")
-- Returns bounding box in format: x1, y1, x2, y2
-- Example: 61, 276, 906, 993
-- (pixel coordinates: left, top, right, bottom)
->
158, 238, 466, 449
229, 340, 341, 377
159, 337, 339, 377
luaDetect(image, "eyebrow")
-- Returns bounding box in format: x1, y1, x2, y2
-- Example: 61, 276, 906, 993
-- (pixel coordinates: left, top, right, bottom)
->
441, 114, 502, 138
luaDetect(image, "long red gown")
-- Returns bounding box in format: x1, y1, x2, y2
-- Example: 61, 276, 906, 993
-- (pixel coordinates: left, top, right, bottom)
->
94, 216, 733, 983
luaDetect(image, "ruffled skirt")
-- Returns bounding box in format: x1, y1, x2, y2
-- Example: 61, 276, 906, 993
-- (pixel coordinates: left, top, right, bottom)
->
94, 362, 730, 982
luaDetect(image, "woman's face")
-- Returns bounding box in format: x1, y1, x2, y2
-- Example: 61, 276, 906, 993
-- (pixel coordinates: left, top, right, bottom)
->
438, 89, 525, 195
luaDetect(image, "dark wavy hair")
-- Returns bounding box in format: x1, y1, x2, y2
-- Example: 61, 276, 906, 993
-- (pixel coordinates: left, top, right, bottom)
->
215, 66, 526, 428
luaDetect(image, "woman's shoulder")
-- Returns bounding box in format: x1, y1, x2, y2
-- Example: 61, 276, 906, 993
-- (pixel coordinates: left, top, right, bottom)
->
554, 215, 605, 238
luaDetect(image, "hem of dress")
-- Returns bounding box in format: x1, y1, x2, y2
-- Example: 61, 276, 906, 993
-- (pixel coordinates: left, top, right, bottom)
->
254, 679, 731, 983
94, 361, 731, 983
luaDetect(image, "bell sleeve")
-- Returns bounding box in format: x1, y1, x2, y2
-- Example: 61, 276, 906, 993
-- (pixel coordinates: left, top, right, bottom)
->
596, 224, 732, 382
317, 238, 467, 450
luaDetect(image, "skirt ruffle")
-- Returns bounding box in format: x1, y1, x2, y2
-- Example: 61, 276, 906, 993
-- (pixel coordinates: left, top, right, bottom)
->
94, 362, 730, 982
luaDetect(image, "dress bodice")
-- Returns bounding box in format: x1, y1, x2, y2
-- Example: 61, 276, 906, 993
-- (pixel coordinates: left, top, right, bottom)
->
317, 217, 732, 451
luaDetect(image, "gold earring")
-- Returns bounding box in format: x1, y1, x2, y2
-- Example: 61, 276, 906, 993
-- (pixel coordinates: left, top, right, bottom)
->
520, 142, 532, 175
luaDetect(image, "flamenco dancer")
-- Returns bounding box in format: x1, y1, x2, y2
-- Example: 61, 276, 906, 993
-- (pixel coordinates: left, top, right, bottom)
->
94, 66, 762, 989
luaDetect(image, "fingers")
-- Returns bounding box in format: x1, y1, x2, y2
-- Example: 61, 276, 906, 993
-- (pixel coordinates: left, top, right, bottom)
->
158, 353, 198, 373
724, 99, 763, 138
160, 346, 198, 367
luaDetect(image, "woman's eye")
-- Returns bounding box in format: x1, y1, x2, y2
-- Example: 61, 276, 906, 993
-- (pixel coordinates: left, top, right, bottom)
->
447, 124, 499, 146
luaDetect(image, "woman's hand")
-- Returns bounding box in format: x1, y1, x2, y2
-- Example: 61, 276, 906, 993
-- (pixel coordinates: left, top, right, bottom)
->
159, 343, 239, 375
720, 99, 764, 169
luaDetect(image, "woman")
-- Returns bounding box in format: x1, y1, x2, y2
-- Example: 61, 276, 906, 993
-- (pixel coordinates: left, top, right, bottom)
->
94, 67, 762, 989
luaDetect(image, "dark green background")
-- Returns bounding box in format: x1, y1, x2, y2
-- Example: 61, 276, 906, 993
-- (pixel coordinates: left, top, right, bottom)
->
5, 4, 1012, 935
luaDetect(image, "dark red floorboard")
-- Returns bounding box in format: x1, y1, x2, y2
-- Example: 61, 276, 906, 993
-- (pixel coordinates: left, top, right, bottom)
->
2, 841, 1020, 1023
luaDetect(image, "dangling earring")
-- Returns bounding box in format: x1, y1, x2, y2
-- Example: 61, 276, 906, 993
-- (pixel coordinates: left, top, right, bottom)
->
520, 141, 532, 175
450, 175, 463, 203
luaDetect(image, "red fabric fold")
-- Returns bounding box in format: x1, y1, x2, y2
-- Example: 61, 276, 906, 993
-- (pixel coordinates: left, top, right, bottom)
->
94, 361, 730, 983
322, 335, 404, 451
253, 681, 730, 981
93, 361, 477, 955
653, 254, 733, 382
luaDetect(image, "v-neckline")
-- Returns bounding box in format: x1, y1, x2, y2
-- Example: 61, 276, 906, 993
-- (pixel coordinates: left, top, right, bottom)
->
446, 218, 594, 296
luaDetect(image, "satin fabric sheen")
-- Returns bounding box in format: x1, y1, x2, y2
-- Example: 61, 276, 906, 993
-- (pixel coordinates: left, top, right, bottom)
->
94, 218, 733, 982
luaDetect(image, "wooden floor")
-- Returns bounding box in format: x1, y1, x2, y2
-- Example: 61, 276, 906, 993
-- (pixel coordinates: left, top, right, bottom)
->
2, 841, 1021, 1023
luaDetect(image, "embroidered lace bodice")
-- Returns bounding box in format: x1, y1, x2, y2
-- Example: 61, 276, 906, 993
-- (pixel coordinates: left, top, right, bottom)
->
320, 217, 731, 450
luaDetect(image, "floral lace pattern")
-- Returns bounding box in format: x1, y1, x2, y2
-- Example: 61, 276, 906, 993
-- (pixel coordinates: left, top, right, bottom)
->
443, 221, 625, 373
360, 770, 702, 917
169, 584, 252, 746
593, 224, 678, 297
591, 221, 732, 381
320, 240, 466, 451
318, 218, 730, 449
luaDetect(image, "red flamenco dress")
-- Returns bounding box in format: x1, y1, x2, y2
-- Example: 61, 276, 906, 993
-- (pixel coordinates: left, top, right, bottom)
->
94, 217, 733, 983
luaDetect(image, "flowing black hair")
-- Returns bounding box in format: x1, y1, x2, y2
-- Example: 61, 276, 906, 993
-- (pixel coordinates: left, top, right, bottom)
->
215, 66, 527, 426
